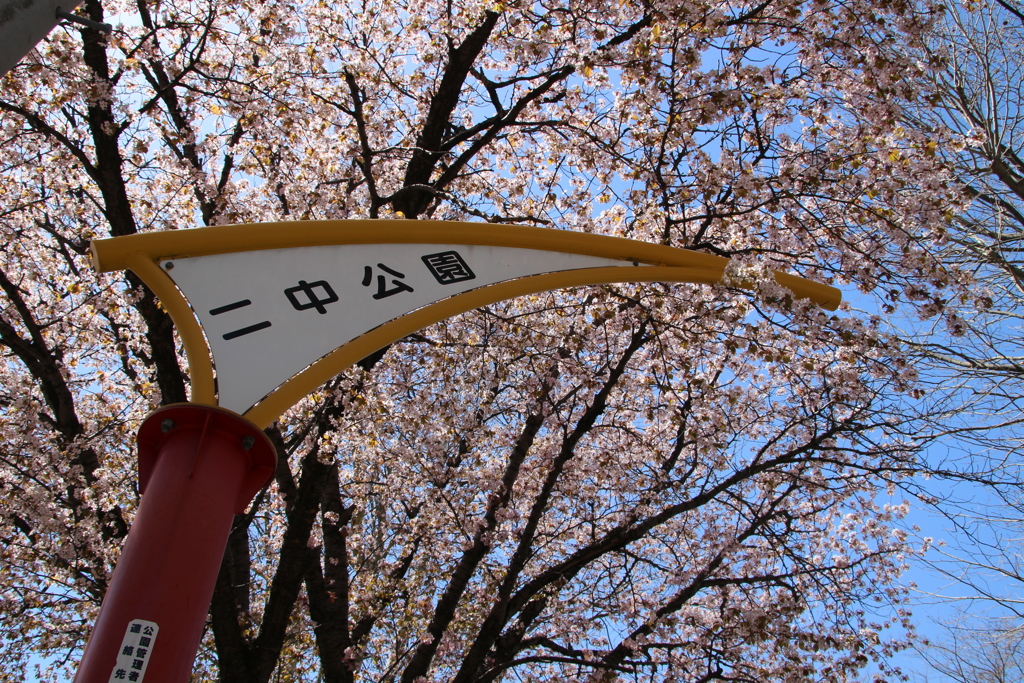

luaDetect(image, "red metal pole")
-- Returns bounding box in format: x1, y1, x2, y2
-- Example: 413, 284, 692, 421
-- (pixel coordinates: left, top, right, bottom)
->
74, 404, 276, 683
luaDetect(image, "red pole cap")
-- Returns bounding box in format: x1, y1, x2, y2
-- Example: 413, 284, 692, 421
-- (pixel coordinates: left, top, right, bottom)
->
136, 403, 276, 513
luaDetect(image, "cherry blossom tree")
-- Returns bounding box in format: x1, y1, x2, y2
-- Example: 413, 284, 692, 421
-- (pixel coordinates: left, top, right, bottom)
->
0, 0, 963, 679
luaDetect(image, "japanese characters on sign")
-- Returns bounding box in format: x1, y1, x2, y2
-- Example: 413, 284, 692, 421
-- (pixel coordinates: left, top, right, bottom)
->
286, 279, 340, 313
208, 299, 270, 340
421, 250, 475, 284
162, 242, 635, 414
108, 619, 159, 682
362, 263, 415, 299
201, 251, 476, 342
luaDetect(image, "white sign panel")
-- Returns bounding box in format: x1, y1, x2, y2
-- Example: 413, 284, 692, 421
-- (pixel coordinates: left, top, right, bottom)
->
163, 243, 644, 414
108, 619, 158, 682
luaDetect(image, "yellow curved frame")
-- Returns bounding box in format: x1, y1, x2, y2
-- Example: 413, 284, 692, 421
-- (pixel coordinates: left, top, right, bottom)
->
91, 220, 841, 428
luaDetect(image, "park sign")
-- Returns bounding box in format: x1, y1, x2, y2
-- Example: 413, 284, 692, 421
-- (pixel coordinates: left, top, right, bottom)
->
77, 220, 840, 682
91, 220, 841, 429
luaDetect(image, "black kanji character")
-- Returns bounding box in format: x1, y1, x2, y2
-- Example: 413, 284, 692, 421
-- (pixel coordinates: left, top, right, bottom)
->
285, 279, 339, 314
129, 624, 142, 634
121, 645, 134, 656
114, 670, 127, 680
209, 298, 272, 339
422, 251, 475, 285
139, 636, 151, 647
136, 648, 148, 658
131, 659, 144, 670
128, 672, 140, 682
362, 264, 414, 299
142, 626, 155, 636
